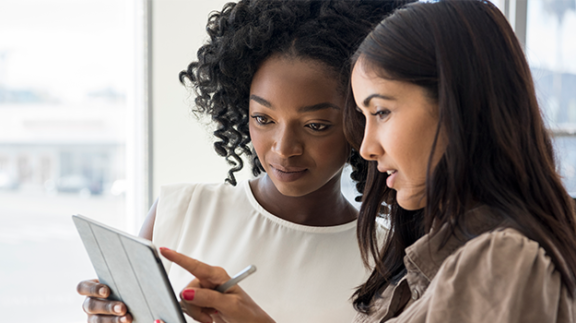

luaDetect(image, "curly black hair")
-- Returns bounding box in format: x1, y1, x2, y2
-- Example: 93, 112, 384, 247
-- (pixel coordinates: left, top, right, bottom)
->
180, 0, 411, 198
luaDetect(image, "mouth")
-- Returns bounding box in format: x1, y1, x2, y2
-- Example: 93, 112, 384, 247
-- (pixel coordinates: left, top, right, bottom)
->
383, 169, 398, 188
378, 165, 397, 175
269, 164, 308, 182
270, 164, 307, 173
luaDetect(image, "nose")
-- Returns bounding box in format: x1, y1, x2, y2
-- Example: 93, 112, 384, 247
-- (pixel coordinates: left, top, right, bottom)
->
359, 120, 383, 161
272, 124, 303, 158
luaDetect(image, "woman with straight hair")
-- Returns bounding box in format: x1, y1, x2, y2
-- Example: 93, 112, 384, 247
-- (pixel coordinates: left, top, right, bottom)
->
158, 0, 576, 322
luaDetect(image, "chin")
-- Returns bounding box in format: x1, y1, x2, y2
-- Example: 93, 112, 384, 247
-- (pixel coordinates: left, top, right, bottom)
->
276, 186, 313, 198
273, 179, 319, 198
396, 195, 425, 211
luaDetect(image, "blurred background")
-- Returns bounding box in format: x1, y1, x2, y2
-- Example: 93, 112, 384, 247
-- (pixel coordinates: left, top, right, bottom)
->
0, 0, 574, 322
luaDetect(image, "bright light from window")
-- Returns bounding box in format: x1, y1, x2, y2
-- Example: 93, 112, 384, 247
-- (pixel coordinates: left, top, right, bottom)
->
0, 1, 137, 322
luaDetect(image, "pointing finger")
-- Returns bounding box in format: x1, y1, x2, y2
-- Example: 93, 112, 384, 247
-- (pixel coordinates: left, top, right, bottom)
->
159, 247, 230, 285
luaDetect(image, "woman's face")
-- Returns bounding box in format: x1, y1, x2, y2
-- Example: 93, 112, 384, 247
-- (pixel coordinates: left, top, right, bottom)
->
249, 55, 349, 197
351, 58, 445, 210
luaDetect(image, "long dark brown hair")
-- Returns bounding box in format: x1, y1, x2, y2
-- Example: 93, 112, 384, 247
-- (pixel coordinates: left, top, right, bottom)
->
344, 0, 576, 313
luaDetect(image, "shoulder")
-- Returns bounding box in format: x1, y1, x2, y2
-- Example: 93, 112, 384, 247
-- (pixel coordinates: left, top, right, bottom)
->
159, 180, 246, 203
444, 228, 554, 279
160, 180, 240, 194
434, 228, 562, 306
152, 180, 252, 249
425, 228, 565, 321
457, 228, 545, 263
155, 180, 251, 224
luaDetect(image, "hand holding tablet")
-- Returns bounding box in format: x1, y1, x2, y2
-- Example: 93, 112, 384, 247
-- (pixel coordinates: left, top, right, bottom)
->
73, 215, 256, 323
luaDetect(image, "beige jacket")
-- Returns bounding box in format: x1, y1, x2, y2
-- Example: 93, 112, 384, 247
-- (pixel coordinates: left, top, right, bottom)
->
353, 206, 576, 323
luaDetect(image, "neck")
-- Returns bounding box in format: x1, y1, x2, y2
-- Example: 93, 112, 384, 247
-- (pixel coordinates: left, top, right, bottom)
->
249, 173, 357, 226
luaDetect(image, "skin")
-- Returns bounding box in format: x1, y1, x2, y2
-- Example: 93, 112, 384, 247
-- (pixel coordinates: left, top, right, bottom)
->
248, 54, 356, 226
75, 201, 157, 323
351, 57, 446, 210
160, 247, 275, 323
76, 55, 357, 322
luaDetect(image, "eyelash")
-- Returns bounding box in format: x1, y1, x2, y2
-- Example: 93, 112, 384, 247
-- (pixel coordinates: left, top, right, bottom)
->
251, 115, 272, 125
307, 123, 330, 132
371, 109, 390, 119
250, 115, 331, 132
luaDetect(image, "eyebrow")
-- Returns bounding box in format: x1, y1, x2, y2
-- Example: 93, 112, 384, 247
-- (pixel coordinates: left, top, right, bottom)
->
250, 94, 341, 112
363, 94, 396, 107
250, 95, 272, 108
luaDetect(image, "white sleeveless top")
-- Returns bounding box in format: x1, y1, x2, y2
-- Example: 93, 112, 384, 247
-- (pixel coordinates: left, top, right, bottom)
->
153, 180, 369, 323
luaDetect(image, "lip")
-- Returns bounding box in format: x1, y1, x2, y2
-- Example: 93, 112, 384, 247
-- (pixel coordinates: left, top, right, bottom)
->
377, 165, 397, 188
269, 164, 308, 182
386, 171, 397, 188
377, 165, 395, 174
270, 164, 307, 173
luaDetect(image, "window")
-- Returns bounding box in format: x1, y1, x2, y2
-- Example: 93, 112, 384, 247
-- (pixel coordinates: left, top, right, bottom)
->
525, 0, 576, 195
0, 1, 149, 321
493, 0, 576, 197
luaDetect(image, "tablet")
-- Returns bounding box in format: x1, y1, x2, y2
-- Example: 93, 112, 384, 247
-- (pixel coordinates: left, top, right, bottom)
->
72, 214, 186, 323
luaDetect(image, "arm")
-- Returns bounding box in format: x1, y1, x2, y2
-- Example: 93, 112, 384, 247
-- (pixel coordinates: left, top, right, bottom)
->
76, 199, 159, 323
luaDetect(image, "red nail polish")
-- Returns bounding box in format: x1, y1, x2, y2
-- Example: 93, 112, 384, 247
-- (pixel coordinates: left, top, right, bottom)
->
154, 320, 161, 323
182, 289, 195, 301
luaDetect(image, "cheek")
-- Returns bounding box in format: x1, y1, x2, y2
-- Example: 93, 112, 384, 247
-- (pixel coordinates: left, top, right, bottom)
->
401, 124, 439, 180
249, 126, 266, 159
318, 132, 350, 165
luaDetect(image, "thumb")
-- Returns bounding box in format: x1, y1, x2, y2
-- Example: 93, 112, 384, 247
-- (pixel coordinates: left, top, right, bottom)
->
181, 287, 231, 312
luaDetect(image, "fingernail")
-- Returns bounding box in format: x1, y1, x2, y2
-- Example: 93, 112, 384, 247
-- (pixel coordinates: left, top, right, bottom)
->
182, 289, 195, 301
98, 287, 107, 297
120, 316, 128, 323
154, 320, 162, 323
159, 247, 170, 251
114, 304, 123, 314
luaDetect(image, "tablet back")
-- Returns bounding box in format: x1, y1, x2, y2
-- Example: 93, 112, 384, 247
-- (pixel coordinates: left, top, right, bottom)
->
73, 214, 186, 323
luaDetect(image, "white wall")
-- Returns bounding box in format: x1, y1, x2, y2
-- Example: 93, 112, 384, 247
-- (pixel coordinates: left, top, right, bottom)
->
151, 0, 251, 198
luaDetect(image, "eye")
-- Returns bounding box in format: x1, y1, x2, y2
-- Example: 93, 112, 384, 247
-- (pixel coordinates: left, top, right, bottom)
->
307, 123, 331, 132
250, 115, 272, 125
371, 109, 390, 119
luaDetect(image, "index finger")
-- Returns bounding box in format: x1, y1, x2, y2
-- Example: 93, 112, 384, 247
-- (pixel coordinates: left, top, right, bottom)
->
76, 279, 110, 298
159, 247, 230, 284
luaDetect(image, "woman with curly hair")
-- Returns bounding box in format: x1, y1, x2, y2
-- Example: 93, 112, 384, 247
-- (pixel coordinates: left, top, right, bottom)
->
76, 1, 410, 322
159, 0, 576, 322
